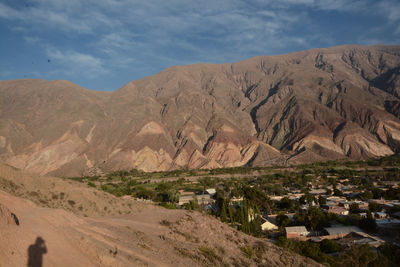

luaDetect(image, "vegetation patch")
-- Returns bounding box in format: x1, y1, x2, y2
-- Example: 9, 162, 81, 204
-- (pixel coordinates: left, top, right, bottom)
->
67, 200, 76, 206
199, 246, 222, 264
159, 219, 171, 226
240, 245, 256, 259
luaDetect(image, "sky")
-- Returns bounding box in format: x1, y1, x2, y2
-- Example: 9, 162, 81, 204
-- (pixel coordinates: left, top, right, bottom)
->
0, 0, 399, 91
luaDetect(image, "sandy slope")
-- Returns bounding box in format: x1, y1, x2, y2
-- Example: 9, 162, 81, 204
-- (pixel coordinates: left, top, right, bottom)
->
0, 190, 321, 267
0, 164, 320, 267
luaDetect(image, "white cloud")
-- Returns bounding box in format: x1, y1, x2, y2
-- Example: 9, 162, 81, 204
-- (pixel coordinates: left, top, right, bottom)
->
0, 1, 118, 34
24, 36, 41, 44
266, 0, 366, 11
46, 47, 107, 77
0, 0, 396, 86
0, 3, 24, 19
97, 32, 135, 54
378, 0, 400, 23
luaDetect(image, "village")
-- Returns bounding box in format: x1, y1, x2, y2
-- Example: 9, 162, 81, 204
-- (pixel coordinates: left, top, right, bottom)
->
177, 177, 400, 247
74, 154, 400, 264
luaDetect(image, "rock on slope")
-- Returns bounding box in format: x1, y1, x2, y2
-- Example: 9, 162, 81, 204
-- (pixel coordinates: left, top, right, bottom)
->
0, 45, 400, 176
0, 164, 319, 267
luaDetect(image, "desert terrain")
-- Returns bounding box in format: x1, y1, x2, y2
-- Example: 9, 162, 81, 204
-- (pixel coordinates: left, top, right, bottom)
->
0, 45, 399, 177
0, 163, 319, 266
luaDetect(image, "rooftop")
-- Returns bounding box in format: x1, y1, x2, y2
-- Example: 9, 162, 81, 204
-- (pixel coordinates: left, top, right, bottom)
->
324, 226, 362, 236
206, 188, 216, 195
285, 226, 308, 233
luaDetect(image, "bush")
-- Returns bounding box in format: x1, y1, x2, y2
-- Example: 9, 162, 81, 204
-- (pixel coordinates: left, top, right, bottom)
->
159, 202, 177, 209
378, 243, 400, 265
337, 244, 383, 266
320, 239, 340, 254
276, 237, 330, 263
276, 214, 290, 228
160, 219, 171, 226
241, 245, 256, 259
199, 246, 221, 263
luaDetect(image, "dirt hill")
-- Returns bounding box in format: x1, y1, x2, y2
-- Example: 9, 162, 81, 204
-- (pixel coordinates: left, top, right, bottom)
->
0, 45, 399, 176
0, 164, 320, 266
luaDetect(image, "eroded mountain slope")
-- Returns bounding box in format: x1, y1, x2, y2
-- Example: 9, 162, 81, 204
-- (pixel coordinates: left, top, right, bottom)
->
0, 45, 399, 176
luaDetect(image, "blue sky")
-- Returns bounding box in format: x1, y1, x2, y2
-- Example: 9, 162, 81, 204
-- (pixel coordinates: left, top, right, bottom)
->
0, 0, 399, 91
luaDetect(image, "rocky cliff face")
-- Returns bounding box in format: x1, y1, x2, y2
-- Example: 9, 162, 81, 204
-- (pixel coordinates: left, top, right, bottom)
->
1, 45, 399, 176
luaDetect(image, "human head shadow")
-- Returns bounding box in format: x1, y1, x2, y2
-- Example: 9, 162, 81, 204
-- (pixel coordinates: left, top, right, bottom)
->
27, 237, 47, 267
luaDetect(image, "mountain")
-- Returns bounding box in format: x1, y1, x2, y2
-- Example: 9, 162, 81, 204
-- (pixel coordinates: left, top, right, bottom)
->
1, 45, 400, 176
0, 163, 319, 266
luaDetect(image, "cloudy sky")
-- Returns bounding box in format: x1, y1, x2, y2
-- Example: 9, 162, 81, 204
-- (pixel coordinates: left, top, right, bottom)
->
0, 0, 399, 91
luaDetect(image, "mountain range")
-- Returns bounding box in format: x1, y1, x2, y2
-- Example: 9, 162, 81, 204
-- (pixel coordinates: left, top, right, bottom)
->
1, 44, 399, 176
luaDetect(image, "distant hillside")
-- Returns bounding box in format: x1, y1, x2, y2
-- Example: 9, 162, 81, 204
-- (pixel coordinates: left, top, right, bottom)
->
0, 44, 399, 176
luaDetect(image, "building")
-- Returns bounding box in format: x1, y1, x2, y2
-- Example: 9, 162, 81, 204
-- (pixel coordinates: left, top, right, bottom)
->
309, 189, 326, 195
285, 226, 309, 240
327, 196, 347, 203
261, 217, 278, 232
178, 191, 214, 206
195, 194, 213, 205
338, 232, 385, 248
205, 188, 216, 196
392, 211, 400, 219
339, 201, 351, 209
323, 226, 362, 239
373, 212, 388, 219
323, 205, 349, 215
178, 194, 196, 205
270, 196, 283, 201
357, 201, 369, 210
376, 218, 400, 228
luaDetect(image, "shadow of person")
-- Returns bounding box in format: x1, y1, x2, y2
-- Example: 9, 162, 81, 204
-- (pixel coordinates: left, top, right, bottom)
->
27, 237, 47, 267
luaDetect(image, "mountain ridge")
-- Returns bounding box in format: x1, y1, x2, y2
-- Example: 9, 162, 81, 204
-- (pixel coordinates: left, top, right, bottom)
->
1, 44, 400, 176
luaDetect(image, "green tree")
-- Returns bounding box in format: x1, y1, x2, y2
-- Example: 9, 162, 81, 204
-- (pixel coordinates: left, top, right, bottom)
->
189, 196, 199, 210
368, 202, 382, 212
337, 244, 380, 267
228, 205, 234, 224
252, 206, 262, 236
349, 203, 360, 214
308, 206, 328, 230
360, 191, 374, 200
378, 243, 400, 265
276, 214, 290, 229
279, 197, 294, 210
318, 195, 327, 206
359, 211, 377, 233
156, 183, 172, 201
220, 199, 228, 223
198, 177, 214, 194
333, 189, 343, 197
320, 239, 340, 254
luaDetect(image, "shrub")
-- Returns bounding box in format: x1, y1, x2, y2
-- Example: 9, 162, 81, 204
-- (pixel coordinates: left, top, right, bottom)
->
241, 245, 256, 259
160, 219, 171, 226
199, 246, 221, 263
320, 239, 340, 254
